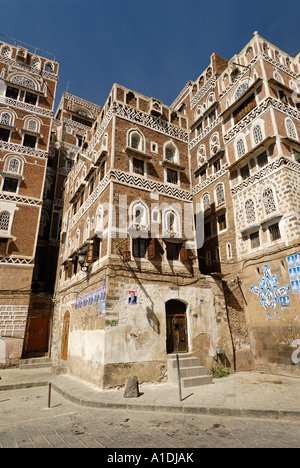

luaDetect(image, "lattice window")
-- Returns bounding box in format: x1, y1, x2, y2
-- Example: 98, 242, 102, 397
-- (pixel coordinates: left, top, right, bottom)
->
253, 125, 263, 145
245, 199, 256, 224
0, 212, 10, 231
8, 158, 20, 173
237, 139, 246, 158
234, 82, 249, 100
28, 120, 38, 132
286, 118, 297, 139
263, 187, 277, 215
202, 193, 210, 212
215, 184, 225, 206
0, 112, 11, 126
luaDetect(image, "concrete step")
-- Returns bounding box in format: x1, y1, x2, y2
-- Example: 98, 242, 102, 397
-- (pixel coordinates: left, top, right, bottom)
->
169, 357, 202, 369
182, 375, 213, 388
176, 366, 208, 378
167, 354, 213, 388
19, 357, 52, 370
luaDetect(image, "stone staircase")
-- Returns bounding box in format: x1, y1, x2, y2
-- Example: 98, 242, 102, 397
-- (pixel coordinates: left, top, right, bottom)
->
168, 353, 212, 388
19, 357, 52, 370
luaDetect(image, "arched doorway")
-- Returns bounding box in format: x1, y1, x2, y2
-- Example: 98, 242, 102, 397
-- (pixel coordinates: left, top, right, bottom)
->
166, 300, 188, 354
61, 311, 70, 361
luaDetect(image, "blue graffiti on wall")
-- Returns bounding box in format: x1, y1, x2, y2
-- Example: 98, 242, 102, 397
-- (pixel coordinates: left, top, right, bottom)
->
250, 264, 291, 312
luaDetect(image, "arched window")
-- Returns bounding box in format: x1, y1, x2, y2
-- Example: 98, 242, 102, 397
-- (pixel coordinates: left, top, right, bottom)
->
163, 208, 181, 237
237, 139, 246, 158
8, 158, 21, 174
130, 201, 149, 230
202, 193, 210, 212
263, 187, 277, 215
28, 119, 38, 132
164, 141, 178, 163
0, 211, 10, 231
253, 125, 263, 145
96, 206, 104, 233
286, 118, 297, 139
215, 184, 225, 206
245, 199, 256, 224
128, 130, 144, 152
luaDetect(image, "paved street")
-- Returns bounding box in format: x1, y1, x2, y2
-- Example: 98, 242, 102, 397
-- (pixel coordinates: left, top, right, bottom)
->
1, 386, 300, 449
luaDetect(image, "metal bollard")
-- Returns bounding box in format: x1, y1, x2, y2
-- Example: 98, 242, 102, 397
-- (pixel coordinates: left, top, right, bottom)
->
176, 354, 182, 402
48, 383, 51, 408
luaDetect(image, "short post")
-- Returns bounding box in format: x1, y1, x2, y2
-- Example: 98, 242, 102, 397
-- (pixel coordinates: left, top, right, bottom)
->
176, 354, 182, 402
48, 383, 51, 408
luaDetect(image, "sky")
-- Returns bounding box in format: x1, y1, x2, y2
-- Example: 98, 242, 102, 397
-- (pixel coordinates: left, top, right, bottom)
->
1, 0, 300, 111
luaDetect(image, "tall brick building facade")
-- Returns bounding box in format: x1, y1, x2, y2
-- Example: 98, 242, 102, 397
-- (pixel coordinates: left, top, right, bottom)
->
0, 37, 58, 365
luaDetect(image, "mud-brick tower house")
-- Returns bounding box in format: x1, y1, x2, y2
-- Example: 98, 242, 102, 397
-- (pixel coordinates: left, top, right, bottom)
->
23, 92, 101, 360
51, 83, 233, 388
0, 37, 58, 366
172, 31, 300, 372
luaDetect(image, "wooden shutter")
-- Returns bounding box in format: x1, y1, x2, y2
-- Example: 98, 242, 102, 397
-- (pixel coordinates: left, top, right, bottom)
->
180, 245, 188, 262
147, 238, 156, 259
85, 243, 94, 264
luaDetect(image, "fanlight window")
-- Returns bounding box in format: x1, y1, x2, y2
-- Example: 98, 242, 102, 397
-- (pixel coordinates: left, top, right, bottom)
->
11, 75, 36, 90
234, 82, 249, 100
237, 139, 246, 158
253, 125, 263, 145
8, 158, 21, 174
0, 211, 10, 231
28, 120, 38, 132
262, 187, 277, 215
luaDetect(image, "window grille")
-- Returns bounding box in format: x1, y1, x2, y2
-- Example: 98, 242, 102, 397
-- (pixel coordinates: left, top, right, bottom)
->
286, 119, 297, 139
202, 194, 210, 212
0, 112, 11, 126
253, 125, 263, 145
234, 82, 249, 100
0, 212, 10, 231
245, 199, 256, 224
237, 139, 246, 158
28, 120, 37, 132
8, 158, 20, 173
215, 184, 225, 206
263, 187, 276, 215
165, 147, 175, 161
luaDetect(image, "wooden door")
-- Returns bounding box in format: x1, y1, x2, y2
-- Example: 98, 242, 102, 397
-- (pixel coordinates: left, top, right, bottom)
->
26, 318, 49, 352
166, 300, 188, 354
61, 311, 70, 361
